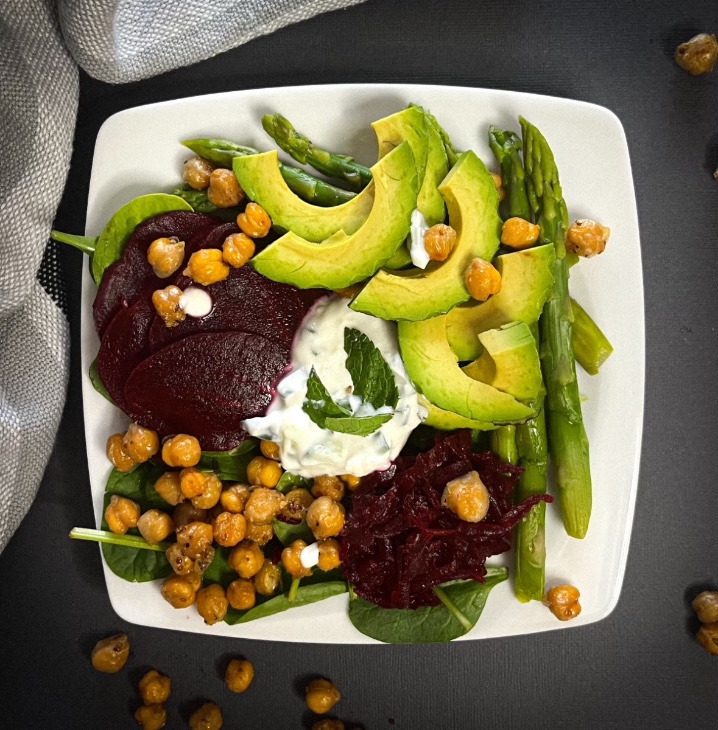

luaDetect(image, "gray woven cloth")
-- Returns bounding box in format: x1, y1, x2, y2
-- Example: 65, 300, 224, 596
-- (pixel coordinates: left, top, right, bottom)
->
0, 0, 365, 553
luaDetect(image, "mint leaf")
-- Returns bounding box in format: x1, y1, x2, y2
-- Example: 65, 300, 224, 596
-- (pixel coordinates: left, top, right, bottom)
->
344, 328, 399, 409
303, 367, 350, 428
324, 414, 393, 436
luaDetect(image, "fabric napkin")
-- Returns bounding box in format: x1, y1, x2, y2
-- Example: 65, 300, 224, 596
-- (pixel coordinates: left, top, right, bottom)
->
0, 0, 366, 553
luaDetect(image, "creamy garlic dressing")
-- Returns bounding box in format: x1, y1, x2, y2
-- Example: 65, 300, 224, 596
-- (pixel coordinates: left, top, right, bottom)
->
243, 296, 426, 478
408, 208, 430, 269
179, 287, 212, 317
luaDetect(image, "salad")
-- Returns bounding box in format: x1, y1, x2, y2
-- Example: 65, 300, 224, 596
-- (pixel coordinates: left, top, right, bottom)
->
59, 100, 613, 644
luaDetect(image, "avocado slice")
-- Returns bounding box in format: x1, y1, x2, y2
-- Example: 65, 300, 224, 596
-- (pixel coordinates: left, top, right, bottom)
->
446, 244, 556, 361
372, 105, 428, 183
462, 322, 542, 401
250, 142, 419, 289
416, 108, 449, 225
398, 315, 535, 423
419, 395, 498, 431
350, 151, 501, 321
233, 150, 375, 241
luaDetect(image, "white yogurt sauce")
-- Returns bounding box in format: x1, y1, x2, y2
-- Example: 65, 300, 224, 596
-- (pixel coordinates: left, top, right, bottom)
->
179, 287, 212, 317
243, 296, 426, 478
408, 209, 430, 269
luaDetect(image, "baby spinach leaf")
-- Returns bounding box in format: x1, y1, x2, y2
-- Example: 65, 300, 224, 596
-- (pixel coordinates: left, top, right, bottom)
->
324, 414, 392, 436
171, 186, 239, 221
344, 327, 399, 409
303, 367, 351, 428
275, 471, 312, 494
347, 568, 508, 644
91, 193, 192, 286
88, 358, 115, 404
105, 462, 168, 510
197, 440, 257, 481
272, 518, 314, 546
203, 546, 235, 588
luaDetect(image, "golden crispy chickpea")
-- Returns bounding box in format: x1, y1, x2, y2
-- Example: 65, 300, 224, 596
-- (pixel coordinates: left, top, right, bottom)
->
172, 502, 209, 529
244, 487, 287, 525
254, 559, 281, 596
134, 703, 167, 730
675, 33, 718, 75
246, 455, 283, 488
280, 488, 314, 522
226, 578, 256, 610
340, 474, 361, 491
465, 258, 501, 301
152, 285, 186, 328
565, 219, 610, 258
212, 511, 247, 547
185, 249, 230, 286
282, 539, 313, 579
245, 521, 273, 546
260, 439, 281, 461
544, 584, 582, 621
192, 473, 223, 510
501, 217, 541, 249
222, 232, 255, 269
91, 633, 130, 673
147, 236, 185, 279
306, 496, 345, 539
137, 509, 175, 545
305, 678, 341, 715
441, 471, 490, 523
225, 658, 254, 694
165, 542, 195, 575
423, 223, 457, 262
176, 521, 214, 560
237, 202, 272, 238
153, 471, 185, 506
312, 720, 345, 730
207, 167, 244, 208
312, 475, 344, 502
692, 591, 718, 624
490, 172, 506, 202
317, 539, 342, 572
219, 484, 251, 514
122, 423, 160, 464
161, 574, 199, 609
179, 467, 207, 499
189, 702, 223, 730
697, 623, 718, 655
162, 434, 201, 468
196, 584, 228, 625
106, 433, 135, 472
228, 540, 265, 579
105, 495, 141, 535
138, 669, 171, 705
183, 156, 214, 190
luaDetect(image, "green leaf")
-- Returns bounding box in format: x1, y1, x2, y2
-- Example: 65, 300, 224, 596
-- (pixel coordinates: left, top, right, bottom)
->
88, 358, 115, 404
202, 546, 235, 588
344, 328, 399, 409
275, 471, 312, 494
272, 518, 314, 546
302, 367, 351, 429
197, 440, 257, 481
50, 230, 97, 254
347, 568, 508, 644
91, 193, 192, 286
324, 414, 392, 436
105, 462, 168, 509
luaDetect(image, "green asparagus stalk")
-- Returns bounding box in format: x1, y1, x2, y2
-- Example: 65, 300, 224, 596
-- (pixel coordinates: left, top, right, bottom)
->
261, 114, 372, 191
488, 127, 530, 222
489, 426, 518, 465
571, 298, 614, 375
520, 116, 592, 540
182, 138, 356, 207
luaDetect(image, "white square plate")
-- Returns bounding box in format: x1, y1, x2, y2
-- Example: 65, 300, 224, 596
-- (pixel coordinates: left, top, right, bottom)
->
81, 83, 644, 643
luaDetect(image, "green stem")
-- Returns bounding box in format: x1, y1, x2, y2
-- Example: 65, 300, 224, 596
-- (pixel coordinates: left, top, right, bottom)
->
51, 230, 97, 255
433, 585, 473, 633
571, 298, 614, 376
489, 426, 518, 465
288, 577, 301, 603
69, 527, 169, 552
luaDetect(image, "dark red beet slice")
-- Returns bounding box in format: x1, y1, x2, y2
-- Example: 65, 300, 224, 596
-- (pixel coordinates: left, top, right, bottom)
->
93, 211, 218, 337
124, 332, 289, 451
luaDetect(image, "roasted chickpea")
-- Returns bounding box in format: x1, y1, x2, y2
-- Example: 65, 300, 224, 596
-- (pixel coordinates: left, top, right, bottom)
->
106, 433, 135, 472
152, 285, 186, 328
224, 658, 254, 693
192, 472, 223, 510
245, 521, 274, 546
166, 542, 195, 575
340, 474, 361, 491
565, 219, 610, 258
254, 559, 282, 596
122, 423, 160, 464
188, 701, 223, 730
305, 678, 341, 715
490, 172, 506, 202
441, 471, 490, 523
465, 258, 502, 302
138, 669, 171, 705
179, 467, 207, 499
153, 471, 184, 506
317, 539, 342, 572
176, 521, 214, 560
196, 583, 228, 625
147, 236, 185, 279
212, 511, 247, 547
219, 484, 251, 514
260, 439, 281, 461
183, 156, 214, 190
282, 539, 313, 579
697, 623, 718, 656
91, 633, 130, 673
185, 248, 230, 286
162, 434, 201, 468
280, 488, 314, 522
137, 509, 175, 545
306, 496, 345, 539
228, 540, 265, 579
312, 720, 345, 730
544, 584, 582, 621
208, 166, 244, 208
172, 502, 209, 529
692, 591, 718, 624
194, 543, 216, 575
423, 223, 457, 262
675, 33, 718, 75
161, 574, 199, 609
237, 202, 272, 238
312, 475, 344, 502
226, 578, 256, 610
244, 487, 287, 525
105, 495, 141, 535
134, 703, 167, 730
246, 455, 283, 488
222, 232, 255, 268
501, 217, 540, 249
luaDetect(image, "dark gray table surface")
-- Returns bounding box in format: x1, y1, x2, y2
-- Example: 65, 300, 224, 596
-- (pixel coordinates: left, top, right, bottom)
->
2, 0, 718, 728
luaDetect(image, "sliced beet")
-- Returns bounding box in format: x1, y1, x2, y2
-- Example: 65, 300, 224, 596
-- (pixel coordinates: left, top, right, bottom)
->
93, 211, 218, 337
124, 332, 289, 451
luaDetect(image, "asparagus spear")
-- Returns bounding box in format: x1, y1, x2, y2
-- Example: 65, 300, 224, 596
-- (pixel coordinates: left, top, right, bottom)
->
489, 426, 517, 465
182, 139, 356, 207
488, 127, 530, 222
520, 116, 592, 540
571, 298, 614, 375
261, 114, 372, 191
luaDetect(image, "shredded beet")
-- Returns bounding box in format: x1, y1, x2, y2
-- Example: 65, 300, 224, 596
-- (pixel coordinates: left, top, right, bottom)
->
340, 430, 552, 609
